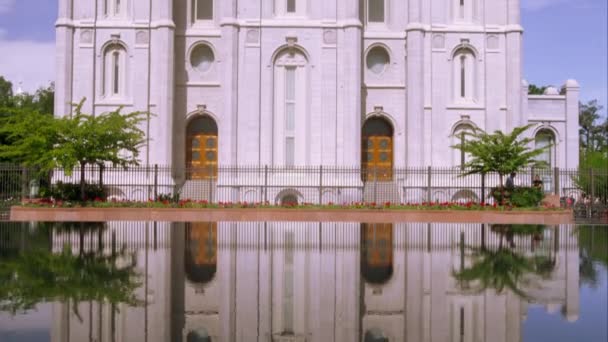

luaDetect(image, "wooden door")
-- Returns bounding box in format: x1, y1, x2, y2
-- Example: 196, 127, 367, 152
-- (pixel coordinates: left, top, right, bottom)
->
188, 134, 218, 179
362, 136, 393, 181
189, 222, 217, 266
363, 223, 393, 267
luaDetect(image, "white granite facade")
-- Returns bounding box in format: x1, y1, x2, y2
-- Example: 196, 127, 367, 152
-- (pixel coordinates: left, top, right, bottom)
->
55, 0, 580, 170
50, 222, 581, 342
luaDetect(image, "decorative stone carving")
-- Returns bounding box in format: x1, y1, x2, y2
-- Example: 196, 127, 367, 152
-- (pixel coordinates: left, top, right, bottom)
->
487, 35, 499, 49
246, 29, 259, 44
323, 30, 337, 45
136, 31, 149, 45
80, 30, 92, 44
432, 34, 445, 49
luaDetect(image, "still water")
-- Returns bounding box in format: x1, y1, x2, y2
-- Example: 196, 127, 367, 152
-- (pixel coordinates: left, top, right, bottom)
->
0, 222, 606, 342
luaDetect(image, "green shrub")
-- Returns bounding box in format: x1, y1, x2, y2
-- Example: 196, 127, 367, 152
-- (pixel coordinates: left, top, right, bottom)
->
41, 182, 106, 201
156, 193, 180, 204
490, 187, 543, 207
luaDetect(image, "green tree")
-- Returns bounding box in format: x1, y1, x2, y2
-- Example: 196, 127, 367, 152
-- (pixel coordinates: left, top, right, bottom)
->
0, 76, 13, 107
579, 100, 606, 153
0, 99, 149, 200
528, 84, 548, 95
451, 124, 550, 188
575, 151, 608, 203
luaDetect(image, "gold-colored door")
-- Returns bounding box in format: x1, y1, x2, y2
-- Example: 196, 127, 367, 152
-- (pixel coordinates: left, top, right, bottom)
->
363, 223, 393, 267
188, 134, 218, 179
189, 222, 217, 266
362, 136, 393, 181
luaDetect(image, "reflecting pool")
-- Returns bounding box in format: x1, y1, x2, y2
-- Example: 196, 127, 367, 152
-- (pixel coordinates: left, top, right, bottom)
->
0, 222, 606, 342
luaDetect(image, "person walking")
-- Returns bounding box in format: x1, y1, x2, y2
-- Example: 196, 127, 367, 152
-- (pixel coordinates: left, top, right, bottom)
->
505, 172, 516, 190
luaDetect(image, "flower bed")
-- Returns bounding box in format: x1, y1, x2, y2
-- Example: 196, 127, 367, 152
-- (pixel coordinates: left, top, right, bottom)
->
20, 198, 563, 211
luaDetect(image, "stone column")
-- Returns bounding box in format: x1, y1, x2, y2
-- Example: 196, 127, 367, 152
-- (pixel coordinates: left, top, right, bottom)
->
149, 0, 175, 165
505, 0, 524, 130
406, 0, 425, 166
55, 0, 74, 117
221, 0, 239, 166
564, 80, 580, 169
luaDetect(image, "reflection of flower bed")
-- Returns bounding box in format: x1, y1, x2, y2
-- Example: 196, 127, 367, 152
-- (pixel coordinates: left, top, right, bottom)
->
20, 198, 565, 211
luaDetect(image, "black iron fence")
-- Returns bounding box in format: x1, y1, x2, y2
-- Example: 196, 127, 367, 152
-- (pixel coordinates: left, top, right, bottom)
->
1, 164, 607, 220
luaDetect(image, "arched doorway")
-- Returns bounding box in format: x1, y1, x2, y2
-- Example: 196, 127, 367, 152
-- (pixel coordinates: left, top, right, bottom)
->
535, 129, 556, 169
362, 117, 393, 181
185, 222, 217, 284
187, 115, 218, 179
361, 223, 393, 284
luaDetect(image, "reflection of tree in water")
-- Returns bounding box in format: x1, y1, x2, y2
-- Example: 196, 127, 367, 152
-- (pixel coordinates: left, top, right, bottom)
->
453, 224, 555, 299
0, 222, 142, 317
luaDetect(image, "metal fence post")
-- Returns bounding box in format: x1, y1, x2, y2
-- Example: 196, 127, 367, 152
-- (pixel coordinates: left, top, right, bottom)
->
98, 164, 104, 188
21, 167, 28, 200
208, 165, 213, 203
481, 172, 486, 204
153, 164, 158, 200
373, 167, 378, 204
590, 168, 595, 201
264, 165, 268, 203
427, 166, 432, 203
318, 165, 323, 205
553, 167, 560, 196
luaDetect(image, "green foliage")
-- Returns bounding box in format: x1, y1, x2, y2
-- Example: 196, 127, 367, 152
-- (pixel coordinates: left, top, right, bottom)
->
0, 76, 13, 107
575, 151, 608, 203
579, 100, 607, 153
156, 192, 180, 203
41, 181, 106, 202
515, 188, 544, 208
452, 124, 550, 186
528, 84, 548, 95
0, 107, 60, 168
0, 245, 142, 315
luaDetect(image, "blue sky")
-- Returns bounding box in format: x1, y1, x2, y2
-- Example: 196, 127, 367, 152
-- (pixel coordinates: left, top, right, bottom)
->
0, 0, 606, 114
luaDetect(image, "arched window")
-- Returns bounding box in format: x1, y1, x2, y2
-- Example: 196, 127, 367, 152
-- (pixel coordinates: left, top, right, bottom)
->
453, 48, 476, 103
103, 44, 127, 98
452, 124, 475, 169
104, 0, 126, 17
453, 0, 476, 22
274, 49, 308, 166
185, 223, 217, 284
361, 223, 393, 284
535, 130, 556, 169
275, 0, 306, 16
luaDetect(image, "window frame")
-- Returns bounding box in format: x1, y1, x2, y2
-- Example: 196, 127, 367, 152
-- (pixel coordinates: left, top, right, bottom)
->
452, 48, 477, 104
104, 0, 126, 18
366, 0, 387, 29
102, 44, 128, 100
192, 0, 214, 25
275, 0, 307, 17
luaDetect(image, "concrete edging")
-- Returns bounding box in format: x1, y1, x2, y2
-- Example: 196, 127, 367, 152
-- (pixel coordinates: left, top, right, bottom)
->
10, 207, 574, 224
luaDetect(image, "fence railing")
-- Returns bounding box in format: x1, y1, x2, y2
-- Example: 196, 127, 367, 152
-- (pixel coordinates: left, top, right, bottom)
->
1, 164, 607, 220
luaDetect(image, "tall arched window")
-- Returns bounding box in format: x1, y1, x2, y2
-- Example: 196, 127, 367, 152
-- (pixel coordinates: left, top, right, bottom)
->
274, 49, 308, 166
275, 0, 306, 16
453, 0, 476, 22
104, 0, 126, 17
453, 124, 475, 169
452, 48, 476, 103
535, 130, 556, 169
103, 44, 127, 98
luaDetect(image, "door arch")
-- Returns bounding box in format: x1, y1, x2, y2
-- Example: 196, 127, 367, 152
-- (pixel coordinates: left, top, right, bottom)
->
187, 115, 218, 179
362, 117, 394, 181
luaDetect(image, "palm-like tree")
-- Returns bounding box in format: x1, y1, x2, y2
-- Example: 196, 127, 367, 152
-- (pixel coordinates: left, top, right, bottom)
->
453, 225, 547, 299
0, 245, 142, 315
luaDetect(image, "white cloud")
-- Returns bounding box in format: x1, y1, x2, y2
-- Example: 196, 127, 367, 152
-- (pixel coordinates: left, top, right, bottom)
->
0, 0, 15, 14
0, 38, 55, 92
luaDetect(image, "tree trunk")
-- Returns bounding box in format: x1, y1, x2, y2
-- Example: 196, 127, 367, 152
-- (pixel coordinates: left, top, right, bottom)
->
80, 162, 86, 201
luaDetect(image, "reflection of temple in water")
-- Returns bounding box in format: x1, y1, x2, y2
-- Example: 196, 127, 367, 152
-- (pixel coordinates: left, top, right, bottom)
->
49, 223, 580, 342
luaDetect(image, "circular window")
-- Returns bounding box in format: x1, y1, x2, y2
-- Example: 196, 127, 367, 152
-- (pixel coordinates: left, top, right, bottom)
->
190, 44, 215, 73
366, 47, 390, 75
